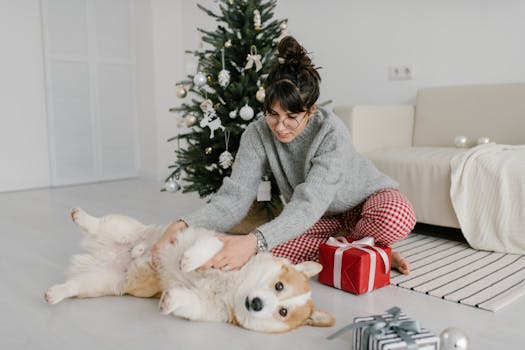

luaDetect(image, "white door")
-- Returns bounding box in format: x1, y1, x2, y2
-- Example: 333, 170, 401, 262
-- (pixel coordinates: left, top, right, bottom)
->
42, 0, 137, 186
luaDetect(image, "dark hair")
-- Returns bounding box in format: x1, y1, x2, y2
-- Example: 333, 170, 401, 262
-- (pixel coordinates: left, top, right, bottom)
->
264, 36, 321, 114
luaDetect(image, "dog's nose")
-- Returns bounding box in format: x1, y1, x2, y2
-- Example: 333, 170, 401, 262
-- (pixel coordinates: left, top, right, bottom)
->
250, 297, 263, 312
245, 296, 264, 312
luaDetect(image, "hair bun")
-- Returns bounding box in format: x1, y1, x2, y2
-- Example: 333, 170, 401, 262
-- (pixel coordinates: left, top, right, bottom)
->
277, 36, 311, 67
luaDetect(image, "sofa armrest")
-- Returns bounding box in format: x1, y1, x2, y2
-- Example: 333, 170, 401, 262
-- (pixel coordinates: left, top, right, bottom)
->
333, 105, 415, 154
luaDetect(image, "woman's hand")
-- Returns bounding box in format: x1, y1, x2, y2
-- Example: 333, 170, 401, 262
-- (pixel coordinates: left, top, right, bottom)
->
200, 233, 257, 271
151, 220, 188, 268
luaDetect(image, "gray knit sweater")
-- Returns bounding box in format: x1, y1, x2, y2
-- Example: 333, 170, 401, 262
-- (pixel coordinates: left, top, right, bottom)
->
181, 108, 398, 249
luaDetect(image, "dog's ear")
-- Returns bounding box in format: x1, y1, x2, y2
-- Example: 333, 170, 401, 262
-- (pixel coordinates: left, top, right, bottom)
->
305, 309, 335, 327
294, 261, 322, 278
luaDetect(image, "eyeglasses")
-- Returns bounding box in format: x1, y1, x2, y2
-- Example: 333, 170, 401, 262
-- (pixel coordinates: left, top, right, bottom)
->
265, 111, 309, 130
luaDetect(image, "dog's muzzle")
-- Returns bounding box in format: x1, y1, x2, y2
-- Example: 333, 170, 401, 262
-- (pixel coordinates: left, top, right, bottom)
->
244, 296, 263, 312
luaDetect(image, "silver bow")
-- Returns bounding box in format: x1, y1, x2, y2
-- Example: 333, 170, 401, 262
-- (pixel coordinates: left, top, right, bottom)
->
327, 307, 421, 350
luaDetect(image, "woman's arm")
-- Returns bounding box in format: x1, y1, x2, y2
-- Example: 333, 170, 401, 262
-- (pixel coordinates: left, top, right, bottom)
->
151, 124, 266, 265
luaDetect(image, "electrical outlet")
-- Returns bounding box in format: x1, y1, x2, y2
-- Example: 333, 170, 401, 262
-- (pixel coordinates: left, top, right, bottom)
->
388, 65, 414, 80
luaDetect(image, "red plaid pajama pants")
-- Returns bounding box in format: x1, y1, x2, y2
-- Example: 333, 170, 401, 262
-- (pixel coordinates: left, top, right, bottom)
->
270, 188, 416, 264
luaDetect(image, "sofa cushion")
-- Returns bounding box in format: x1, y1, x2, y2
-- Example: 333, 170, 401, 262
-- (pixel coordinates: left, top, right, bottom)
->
365, 147, 468, 228
413, 83, 525, 147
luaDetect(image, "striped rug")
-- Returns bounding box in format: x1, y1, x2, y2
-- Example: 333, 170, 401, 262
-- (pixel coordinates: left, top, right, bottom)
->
390, 233, 525, 312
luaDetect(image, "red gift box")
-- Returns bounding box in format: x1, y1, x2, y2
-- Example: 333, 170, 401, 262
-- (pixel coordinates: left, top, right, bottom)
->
318, 237, 391, 295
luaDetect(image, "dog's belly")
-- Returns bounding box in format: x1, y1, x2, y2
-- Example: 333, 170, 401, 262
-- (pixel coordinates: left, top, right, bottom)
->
106, 243, 136, 273
124, 256, 161, 298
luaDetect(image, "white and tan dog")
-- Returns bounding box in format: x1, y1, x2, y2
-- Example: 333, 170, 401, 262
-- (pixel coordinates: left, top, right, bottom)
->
45, 208, 335, 333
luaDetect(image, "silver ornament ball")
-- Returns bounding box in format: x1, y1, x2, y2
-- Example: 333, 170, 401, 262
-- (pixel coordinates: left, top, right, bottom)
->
229, 109, 238, 119
185, 113, 197, 127
440, 327, 469, 350
280, 21, 288, 30
454, 135, 469, 148
224, 39, 232, 48
193, 72, 207, 87
175, 85, 187, 98
165, 178, 180, 193
477, 136, 491, 145
256, 86, 266, 103
239, 104, 255, 121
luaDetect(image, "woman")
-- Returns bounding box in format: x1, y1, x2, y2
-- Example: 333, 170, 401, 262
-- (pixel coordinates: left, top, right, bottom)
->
152, 36, 414, 275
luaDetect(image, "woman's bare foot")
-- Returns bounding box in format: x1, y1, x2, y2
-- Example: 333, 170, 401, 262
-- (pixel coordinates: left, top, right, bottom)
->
391, 251, 410, 275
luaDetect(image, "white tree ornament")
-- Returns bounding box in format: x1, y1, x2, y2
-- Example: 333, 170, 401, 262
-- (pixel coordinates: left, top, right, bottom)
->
239, 103, 254, 121
218, 49, 231, 88
219, 131, 234, 169
245, 45, 262, 72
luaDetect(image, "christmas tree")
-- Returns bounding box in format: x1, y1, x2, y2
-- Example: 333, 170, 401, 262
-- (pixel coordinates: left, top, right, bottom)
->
165, 0, 288, 209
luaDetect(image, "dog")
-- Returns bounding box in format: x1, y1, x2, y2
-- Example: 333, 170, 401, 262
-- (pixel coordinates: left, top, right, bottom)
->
45, 208, 335, 333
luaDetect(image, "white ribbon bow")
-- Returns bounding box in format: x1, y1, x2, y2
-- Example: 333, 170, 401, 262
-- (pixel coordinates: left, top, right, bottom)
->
245, 53, 262, 72
325, 236, 390, 292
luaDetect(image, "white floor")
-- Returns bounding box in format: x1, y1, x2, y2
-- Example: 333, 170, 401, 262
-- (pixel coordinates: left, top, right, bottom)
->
1, 179, 522, 350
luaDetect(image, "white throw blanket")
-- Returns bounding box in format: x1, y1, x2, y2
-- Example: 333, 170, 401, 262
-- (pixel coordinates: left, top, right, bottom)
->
450, 143, 525, 254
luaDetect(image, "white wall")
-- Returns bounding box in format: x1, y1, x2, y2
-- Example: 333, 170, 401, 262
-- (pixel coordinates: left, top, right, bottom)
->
134, 0, 158, 180
171, 0, 525, 107
278, 0, 525, 105
0, 0, 50, 192
146, 0, 185, 182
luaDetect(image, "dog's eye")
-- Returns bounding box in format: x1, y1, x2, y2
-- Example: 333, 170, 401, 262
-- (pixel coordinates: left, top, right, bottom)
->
279, 308, 288, 317
274, 282, 284, 291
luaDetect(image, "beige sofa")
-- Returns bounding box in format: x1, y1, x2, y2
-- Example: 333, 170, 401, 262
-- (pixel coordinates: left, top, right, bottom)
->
334, 83, 525, 229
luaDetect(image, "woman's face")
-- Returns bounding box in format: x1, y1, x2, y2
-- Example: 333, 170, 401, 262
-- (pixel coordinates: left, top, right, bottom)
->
265, 102, 316, 143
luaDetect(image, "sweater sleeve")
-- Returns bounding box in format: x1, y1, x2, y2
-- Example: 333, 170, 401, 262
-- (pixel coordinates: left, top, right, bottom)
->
180, 125, 266, 232
257, 130, 345, 249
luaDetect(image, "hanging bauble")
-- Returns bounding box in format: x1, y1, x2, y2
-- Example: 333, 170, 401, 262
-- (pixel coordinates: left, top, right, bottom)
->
477, 136, 491, 145
219, 131, 234, 169
454, 135, 469, 148
218, 70, 230, 88
165, 177, 181, 193
193, 72, 207, 87
253, 9, 262, 30
280, 21, 288, 30
229, 109, 238, 119
239, 104, 255, 121
175, 85, 187, 98
224, 39, 232, 48
218, 48, 230, 88
256, 86, 266, 103
219, 151, 234, 169
185, 113, 198, 127
440, 327, 469, 350
205, 146, 213, 155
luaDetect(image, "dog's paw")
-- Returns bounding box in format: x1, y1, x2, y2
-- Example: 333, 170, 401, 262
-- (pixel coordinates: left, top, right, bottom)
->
159, 288, 201, 319
45, 285, 66, 305
71, 208, 90, 227
180, 236, 223, 272
180, 251, 203, 273
159, 290, 176, 315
